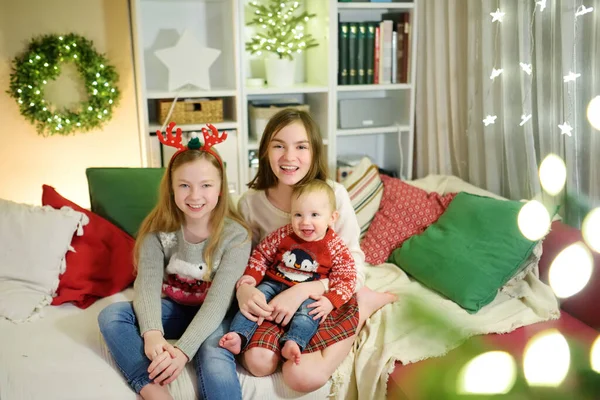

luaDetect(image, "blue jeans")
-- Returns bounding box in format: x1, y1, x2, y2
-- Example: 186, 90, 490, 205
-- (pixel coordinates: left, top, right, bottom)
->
98, 299, 241, 400
230, 279, 319, 351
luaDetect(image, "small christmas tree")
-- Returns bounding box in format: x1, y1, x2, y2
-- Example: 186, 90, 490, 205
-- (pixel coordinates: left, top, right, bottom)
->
245, 0, 319, 60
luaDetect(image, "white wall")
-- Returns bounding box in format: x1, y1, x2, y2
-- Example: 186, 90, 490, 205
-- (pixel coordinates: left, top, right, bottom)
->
0, 0, 142, 207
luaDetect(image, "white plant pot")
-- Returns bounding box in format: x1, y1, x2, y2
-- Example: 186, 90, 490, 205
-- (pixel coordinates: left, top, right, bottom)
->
264, 58, 295, 88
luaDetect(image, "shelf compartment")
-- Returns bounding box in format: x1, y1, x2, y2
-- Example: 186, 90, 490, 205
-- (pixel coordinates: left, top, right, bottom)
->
337, 125, 409, 136
337, 2, 415, 10
337, 83, 411, 92
246, 84, 329, 96
146, 88, 237, 99
149, 120, 238, 132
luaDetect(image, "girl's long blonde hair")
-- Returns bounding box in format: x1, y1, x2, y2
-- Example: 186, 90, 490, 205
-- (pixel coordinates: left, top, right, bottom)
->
248, 108, 328, 190
134, 150, 249, 271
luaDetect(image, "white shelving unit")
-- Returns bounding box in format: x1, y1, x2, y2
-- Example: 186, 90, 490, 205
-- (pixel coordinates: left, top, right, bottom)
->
130, 0, 418, 194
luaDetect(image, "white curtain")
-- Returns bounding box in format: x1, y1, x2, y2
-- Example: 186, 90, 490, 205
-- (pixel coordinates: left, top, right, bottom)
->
416, 0, 600, 226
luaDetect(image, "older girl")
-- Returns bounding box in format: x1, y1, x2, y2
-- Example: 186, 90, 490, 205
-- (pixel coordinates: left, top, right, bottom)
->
198, 110, 395, 396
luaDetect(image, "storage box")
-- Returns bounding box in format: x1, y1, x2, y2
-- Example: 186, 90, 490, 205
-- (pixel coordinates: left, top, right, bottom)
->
248, 103, 310, 141
157, 98, 223, 125
338, 98, 394, 129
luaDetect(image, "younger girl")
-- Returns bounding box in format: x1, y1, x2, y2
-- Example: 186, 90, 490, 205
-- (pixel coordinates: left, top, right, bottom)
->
98, 123, 250, 400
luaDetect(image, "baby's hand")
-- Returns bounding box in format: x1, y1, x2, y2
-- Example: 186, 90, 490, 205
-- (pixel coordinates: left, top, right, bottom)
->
307, 294, 334, 323
236, 275, 257, 289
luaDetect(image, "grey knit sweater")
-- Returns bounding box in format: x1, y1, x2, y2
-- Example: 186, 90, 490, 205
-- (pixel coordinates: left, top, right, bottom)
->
133, 218, 250, 360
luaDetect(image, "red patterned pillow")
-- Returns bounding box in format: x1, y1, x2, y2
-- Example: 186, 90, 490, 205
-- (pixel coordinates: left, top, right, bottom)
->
42, 185, 135, 308
361, 175, 457, 264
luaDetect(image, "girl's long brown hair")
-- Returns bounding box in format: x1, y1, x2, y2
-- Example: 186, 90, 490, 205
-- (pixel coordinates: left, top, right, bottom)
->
134, 150, 249, 271
248, 108, 328, 190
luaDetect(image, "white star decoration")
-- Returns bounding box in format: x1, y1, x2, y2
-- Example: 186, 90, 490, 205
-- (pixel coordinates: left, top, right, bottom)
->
490, 68, 504, 80
575, 5, 594, 17
490, 8, 505, 22
520, 63, 533, 75
155, 30, 221, 92
563, 71, 581, 82
558, 122, 573, 137
520, 114, 532, 126
483, 115, 497, 126
536, 0, 547, 11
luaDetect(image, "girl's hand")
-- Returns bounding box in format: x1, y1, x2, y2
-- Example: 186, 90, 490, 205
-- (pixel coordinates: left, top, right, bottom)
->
236, 275, 257, 289
236, 283, 273, 325
148, 344, 188, 386
307, 294, 334, 323
268, 283, 314, 326
143, 330, 169, 360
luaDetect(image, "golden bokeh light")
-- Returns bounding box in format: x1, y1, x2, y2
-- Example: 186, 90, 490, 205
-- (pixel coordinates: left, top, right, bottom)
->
591, 336, 600, 373
587, 96, 600, 131
549, 242, 593, 298
539, 154, 566, 196
582, 207, 600, 253
518, 200, 551, 241
457, 351, 517, 394
524, 330, 570, 386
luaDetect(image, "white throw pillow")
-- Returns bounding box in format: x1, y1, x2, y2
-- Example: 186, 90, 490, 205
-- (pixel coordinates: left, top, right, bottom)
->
0, 199, 88, 322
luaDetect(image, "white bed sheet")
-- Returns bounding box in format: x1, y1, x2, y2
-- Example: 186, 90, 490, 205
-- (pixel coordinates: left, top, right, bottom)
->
0, 289, 329, 400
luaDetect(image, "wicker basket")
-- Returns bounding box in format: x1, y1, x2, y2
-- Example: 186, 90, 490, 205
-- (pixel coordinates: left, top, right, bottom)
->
157, 98, 224, 125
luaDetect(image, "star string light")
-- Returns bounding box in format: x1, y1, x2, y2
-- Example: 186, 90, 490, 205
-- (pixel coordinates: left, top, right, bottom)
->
563, 71, 581, 82
558, 122, 573, 137
536, 0, 547, 11
490, 8, 505, 22
490, 68, 504, 80
483, 115, 497, 126
575, 5, 594, 17
520, 62, 533, 75
520, 114, 532, 126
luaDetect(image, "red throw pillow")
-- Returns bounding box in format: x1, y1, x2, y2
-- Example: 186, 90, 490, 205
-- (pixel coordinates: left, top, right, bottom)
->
42, 185, 135, 308
360, 175, 457, 264
538, 220, 600, 330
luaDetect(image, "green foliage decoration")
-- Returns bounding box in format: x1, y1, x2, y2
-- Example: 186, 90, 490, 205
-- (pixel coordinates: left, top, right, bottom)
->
7, 33, 120, 136
245, 0, 318, 60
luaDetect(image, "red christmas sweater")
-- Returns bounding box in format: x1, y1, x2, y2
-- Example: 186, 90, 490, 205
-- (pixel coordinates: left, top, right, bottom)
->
245, 224, 356, 309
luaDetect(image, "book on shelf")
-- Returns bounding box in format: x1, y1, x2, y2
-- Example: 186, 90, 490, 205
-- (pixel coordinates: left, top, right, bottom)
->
366, 22, 376, 84
357, 23, 367, 85
337, 11, 412, 85
339, 22, 349, 85
348, 22, 358, 85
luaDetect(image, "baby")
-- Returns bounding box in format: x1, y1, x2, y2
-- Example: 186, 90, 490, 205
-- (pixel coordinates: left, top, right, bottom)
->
219, 180, 357, 364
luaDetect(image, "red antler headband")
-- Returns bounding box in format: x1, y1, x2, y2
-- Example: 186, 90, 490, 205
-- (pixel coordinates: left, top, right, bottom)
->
156, 122, 227, 169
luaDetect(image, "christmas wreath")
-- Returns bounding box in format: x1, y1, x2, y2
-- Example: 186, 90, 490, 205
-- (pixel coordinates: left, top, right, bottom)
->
7, 33, 120, 136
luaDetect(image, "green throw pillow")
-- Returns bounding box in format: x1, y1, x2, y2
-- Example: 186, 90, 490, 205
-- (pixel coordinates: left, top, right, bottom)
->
86, 168, 165, 238
388, 192, 540, 314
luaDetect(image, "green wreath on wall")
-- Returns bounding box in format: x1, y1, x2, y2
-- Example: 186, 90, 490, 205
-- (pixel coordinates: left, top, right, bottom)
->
7, 33, 120, 136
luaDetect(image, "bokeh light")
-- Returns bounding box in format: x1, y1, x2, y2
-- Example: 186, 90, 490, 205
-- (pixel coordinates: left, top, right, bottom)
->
539, 154, 566, 195
591, 336, 600, 373
587, 96, 600, 131
582, 207, 600, 253
549, 242, 593, 298
457, 351, 517, 394
518, 200, 551, 241
524, 330, 570, 386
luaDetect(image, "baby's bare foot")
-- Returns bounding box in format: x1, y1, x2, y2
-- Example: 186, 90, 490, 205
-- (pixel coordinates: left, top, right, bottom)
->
219, 332, 242, 355
281, 341, 301, 365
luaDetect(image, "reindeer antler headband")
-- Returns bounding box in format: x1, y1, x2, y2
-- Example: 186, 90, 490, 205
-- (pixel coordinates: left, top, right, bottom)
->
156, 122, 227, 169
